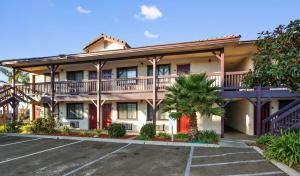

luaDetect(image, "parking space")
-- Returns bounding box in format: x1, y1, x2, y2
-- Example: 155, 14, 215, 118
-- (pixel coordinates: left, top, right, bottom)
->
186, 147, 287, 176
0, 136, 286, 176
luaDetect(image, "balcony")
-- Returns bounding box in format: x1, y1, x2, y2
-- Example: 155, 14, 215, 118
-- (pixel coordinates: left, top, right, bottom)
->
16, 71, 248, 96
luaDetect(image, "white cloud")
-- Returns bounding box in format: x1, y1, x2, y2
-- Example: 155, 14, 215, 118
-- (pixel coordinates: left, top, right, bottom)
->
76, 6, 92, 14
144, 31, 159, 39
135, 5, 162, 20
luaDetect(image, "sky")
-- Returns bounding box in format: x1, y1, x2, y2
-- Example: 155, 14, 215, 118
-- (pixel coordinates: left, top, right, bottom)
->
0, 0, 299, 60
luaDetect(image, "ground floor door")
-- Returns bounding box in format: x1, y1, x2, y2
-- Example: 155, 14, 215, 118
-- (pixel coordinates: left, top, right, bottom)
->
254, 102, 270, 135
102, 103, 112, 129
89, 104, 97, 129
177, 114, 190, 133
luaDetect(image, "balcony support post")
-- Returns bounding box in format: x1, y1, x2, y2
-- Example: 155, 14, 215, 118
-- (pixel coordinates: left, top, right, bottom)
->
147, 56, 163, 130
213, 49, 225, 88
256, 86, 262, 136
47, 64, 59, 116
96, 60, 106, 129
12, 67, 16, 121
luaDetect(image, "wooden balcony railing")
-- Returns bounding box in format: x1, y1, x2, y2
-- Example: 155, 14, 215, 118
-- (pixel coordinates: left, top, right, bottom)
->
15, 71, 247, 96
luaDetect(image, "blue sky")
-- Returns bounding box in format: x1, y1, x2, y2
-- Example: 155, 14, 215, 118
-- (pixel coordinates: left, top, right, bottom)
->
0, 0, 299, 60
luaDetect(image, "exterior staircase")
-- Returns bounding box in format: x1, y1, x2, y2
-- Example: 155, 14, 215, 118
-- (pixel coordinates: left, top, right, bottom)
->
0, 85, 40, 109
262, 98, 300, 135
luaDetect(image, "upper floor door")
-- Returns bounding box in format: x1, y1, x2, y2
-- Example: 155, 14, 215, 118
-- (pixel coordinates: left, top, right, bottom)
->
177, 64, 190, 75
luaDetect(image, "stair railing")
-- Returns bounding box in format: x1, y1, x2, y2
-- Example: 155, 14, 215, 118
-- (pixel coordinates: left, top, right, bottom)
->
262, 98, 300, 134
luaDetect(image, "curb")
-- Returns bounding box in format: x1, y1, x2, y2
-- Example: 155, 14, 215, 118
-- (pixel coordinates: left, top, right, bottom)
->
4, 133, 220, 148
252, 146, 300, 176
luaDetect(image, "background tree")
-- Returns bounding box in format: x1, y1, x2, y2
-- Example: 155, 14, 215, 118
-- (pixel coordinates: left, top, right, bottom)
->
162, 73, 224, 140
243, 20, 300, 91
0, 67, 29, 84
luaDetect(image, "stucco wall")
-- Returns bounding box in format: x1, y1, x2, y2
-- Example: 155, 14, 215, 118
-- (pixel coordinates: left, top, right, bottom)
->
225, 99, 254, 135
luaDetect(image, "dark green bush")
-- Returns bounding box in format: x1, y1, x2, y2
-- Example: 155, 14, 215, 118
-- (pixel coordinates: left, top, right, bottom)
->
6, 121, 21, 133
140, 123, 156, 140
157, 132, 171, 139
174, 133, 189, 140
198, 130, 219, 143
61, 126, 70, 135
108, 123, 126, 138
256, 135, 275, 146
264, 131, 300, 167
31, 118, 56, 134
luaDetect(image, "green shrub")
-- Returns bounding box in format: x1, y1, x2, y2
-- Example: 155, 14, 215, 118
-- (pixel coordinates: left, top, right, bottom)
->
20, 124, 33, 134
91, 129, 101, 137
140, 123, 156, 140
31, 119, 44, 133
174, 133, 189, 140
42, 118, 56, 133
0, 125, 8, 133
157, 132, 171, 139
108, 123, 126, 138
61, 126, 70, 135
136, 135, 149, 140
31, 118, 56, 134
264, 131, 300, 167
198, 130, 219, 143
256, 135, 275, 146
6, 121, 21, 133
79, 130, 88, 136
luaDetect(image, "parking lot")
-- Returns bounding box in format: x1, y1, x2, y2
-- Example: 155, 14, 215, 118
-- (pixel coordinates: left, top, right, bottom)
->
0, 135, 286, 176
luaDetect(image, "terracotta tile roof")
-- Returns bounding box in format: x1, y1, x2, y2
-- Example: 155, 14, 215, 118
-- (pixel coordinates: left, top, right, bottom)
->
83, 33, 131, 50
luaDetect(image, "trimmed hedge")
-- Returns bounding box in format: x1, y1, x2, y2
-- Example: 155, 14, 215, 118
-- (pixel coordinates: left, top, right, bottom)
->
108, 123, 126, 138
140, 123, 156, 140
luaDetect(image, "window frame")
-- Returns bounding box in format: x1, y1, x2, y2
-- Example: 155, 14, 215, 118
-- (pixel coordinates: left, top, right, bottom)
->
66, 103, 84, 120
67, 71, 84, 81
147, 103, 168, 121
147, 64, 171, 76
117, 102, 138, 120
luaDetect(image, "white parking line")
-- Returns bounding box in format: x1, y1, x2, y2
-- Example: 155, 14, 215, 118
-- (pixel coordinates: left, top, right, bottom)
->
63, 143, 131, 176
193, 151, 257, 158
184, 146, 194, 176
223, 171, 284, 176
0, 138, 42, 147
191, 159, 265, 167
0, 140, 83, 164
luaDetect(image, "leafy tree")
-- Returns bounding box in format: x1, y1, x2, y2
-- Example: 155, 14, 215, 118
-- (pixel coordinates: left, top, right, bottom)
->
162, 73, 224, 140
243, 20, 300, 91
0, 67, 29, 84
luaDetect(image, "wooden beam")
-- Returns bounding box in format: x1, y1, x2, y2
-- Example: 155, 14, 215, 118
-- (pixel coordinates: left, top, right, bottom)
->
12, 68, 16, 121
256, 86, 262, 136
101, 100, 106, 106
152, 57, 157, 128
145, 99, 153, 107
157, 99, 163, 107
213, 49, 225, 88
97, 60, 103, 129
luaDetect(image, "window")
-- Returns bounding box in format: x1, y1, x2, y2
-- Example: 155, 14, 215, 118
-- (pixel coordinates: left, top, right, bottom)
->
147, 64, 171, 76
117, 67, 137, 78
44, 73, 59, 82
67, 71, 84, 81
67, 103, 84, 119
88, 70, 112, 80
88, 71, 97, 80
117, 67, 137, 84
117, 102, 137, 120
147, 103, 168, 121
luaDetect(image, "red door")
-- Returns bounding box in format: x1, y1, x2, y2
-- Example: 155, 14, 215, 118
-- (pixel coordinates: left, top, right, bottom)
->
178, 114, 190, 133
102, 104, 112, 129
89, 104, 97, 129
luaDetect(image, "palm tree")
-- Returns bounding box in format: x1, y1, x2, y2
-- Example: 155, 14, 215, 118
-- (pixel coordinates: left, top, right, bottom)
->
162, 73, 224, 140
0, 66, 29, 84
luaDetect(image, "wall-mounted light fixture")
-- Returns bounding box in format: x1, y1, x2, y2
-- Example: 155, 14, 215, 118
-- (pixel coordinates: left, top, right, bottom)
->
208, 58, 212, 63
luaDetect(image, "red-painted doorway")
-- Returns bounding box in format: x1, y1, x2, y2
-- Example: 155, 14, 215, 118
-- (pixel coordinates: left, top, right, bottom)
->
89, 104, 97, 129
102, 104, 112, 129
177, 114, 190, 133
